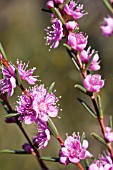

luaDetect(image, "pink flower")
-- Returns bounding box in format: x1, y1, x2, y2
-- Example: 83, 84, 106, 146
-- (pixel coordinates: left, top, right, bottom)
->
0, 65, 16, 97
88, 151, 113, 170
67, 32, 88, 51
83, 74, 104, 92
66, 21, 78, 31
104, 127, 113, 142
59, 133, 92, 165
80, 47, 100, 71
45, 18, 63, 49
33, 119, 50, 149
64, 0, 86, 20
17, 60, 38, 85
16, 85, 59, 124
101, 16, 113, 36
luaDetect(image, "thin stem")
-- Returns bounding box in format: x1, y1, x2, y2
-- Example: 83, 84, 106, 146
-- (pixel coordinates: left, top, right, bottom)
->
18, 124, 49, 170
90, 95, 113, 160
57, 136, 64, 145
76, 162, 84, 170
101, 0, 113, 13
0, 95, 49, 170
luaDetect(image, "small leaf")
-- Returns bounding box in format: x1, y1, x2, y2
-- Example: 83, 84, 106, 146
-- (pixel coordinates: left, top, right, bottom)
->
81, 132, 86, 144
0, 43, 7, 60
4, 113, 19, 118
52, 8, 65, 24
85, 51, 97, 71
77, 98, 97, 118
65, 47, 80, 71
97, 95, 103, 119
0, 149, 29, 154
91, 133, 107, 146
108, 115, 112, 129
63, 43, 71, 51
75, 84, 87, 94
0, 99, 10, 113
48, 118, 59, 138
15, 68, 22, 86
41, 8, 52, 13
84, 159, 89, 169
41, 157, 59, 162
48, 82, 55, 93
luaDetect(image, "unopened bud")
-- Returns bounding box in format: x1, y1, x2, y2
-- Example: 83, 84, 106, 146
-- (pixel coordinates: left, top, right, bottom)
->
46, 1, 54, 9
66, 21, 78, 31
55, 0, 65, 4
22, 143, 33, 153
0, 53, 3, 60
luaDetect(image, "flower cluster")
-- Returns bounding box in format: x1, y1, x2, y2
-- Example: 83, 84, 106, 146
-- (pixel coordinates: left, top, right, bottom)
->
16, 84, 59, 124
60, 133, 92, 165
45, 0, 104, 93
0, 53, 59, 149
88, 151, 113, 170
0, 55, 38, 97
16, 84, 59, 148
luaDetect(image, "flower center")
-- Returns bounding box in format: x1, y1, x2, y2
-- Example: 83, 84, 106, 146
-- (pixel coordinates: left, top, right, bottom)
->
39, 102, 47, 112
90, 76, 100, 85
70, 149, 77, 157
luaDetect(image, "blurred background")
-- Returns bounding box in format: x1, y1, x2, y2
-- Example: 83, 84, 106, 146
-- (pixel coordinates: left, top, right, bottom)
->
0, 0, 113, 169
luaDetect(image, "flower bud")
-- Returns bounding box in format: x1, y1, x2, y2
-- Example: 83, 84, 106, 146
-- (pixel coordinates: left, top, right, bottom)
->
54, 0, 65, 4
66, 21, 78, 31
0, 53, 3, 60
5, 117, 17, 123
46, 1, 54, 9
22, 143, 33, 153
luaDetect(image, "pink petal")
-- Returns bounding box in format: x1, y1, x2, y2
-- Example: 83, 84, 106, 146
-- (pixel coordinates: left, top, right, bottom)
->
48, 106, 58, 117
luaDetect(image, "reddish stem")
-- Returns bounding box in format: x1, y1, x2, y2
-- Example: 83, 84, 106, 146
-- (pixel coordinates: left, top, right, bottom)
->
57, 135, 64, 145
76, 162, 84, 170
91, 95, 113, 160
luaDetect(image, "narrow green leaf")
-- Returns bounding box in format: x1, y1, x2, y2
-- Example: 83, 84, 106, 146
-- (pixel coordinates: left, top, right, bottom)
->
41, 8, 52, 13
41, 157, 59, 162
52, 8, 65, 24
75, 84, 87, 94
4, 113, 19, 118
48, 118, 59, 138
0, 43, 7, 60
84, 158, 89, 169
108, 115, 112, 129
91, 133, 107, 146
0, 150, 29, 154
65, 47, 80, 71
101, 0, 113, 13
48, 82, 55, 93
15, 68, 22, 86
0, 99, 10, 113
77, 98, 97, 118
81, 132, 86, 144
97, 95, 103, 118
85, 52, 97, 71
63, 43, 71, 51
